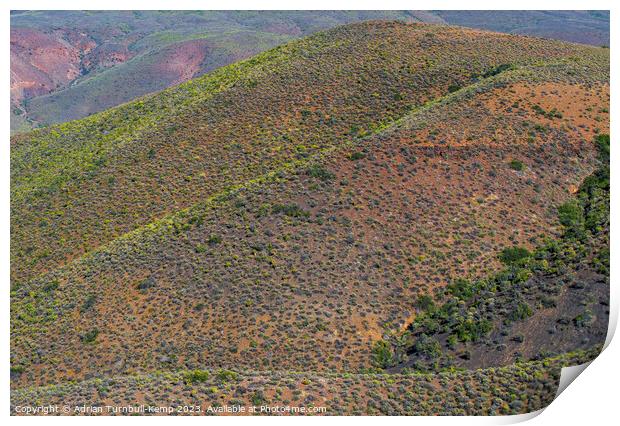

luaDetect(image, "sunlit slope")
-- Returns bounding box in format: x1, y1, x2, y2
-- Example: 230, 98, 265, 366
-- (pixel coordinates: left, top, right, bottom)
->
11, 11, 425, 133
11, 47, 609, 388
10, 21, 605, 285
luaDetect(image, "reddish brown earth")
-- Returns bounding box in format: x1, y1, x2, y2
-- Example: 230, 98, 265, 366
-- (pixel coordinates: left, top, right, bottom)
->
10, 27, 133, 107
9, 21, 609, 416
10, 11, 609, 133
10, 28, 87, 102
153, 39, 211, 86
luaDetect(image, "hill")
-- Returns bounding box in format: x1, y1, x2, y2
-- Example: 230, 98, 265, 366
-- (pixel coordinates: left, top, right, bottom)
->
10, 21, 609, 414
10, 11, 609, 133
434, 10, 609, 46
10, 11, 421, 133
10, 349, 599, 415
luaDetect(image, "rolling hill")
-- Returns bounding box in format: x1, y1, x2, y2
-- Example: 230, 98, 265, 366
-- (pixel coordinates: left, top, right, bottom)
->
10, 21, 609, 415
10, 10, 610, 133
434, 10, 610, 46
10, 11, 422, 133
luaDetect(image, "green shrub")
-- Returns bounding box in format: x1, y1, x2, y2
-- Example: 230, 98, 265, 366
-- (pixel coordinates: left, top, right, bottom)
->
136, 277, 156, 291
208, 234, 222, 245
509, 302, 533, 321
595, 133, 610, 162
557, 200, 584, 235
416, 295, 435, 312
499, 246, 531, 265
349, 151, 365, 161
10, 365, 25, 375
251, 390, 266, 406
81, 294, 97, 312
81, 328, 99, 343
448, 83, 461, 93
482, 63, 515, 78
446, 278, 474, 300
413, 334, 442, 358
184, 370, 210, 384
371, 340, 395, 369
272, 203, 310, 218
573, 310, 593, 328
306, 164, 335, 182
509, 159, 524, 171
455, 319, 492, 342
216, 369, 239, 382
43, 279, 59, 292
532, 104, 563, 119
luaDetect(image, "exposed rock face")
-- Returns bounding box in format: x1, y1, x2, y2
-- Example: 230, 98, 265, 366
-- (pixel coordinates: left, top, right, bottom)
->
10, 27, 130, 104
10, 28, 84, 102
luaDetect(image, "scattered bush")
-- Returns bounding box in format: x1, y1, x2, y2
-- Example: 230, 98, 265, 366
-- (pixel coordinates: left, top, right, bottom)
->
306, 164, 335, 182
371, 340, 396, 369
81, 294, 97, 312
509, 159, 524, 171
136, 277, 156, 291
272, 203, 310, 218
416, 295, 435, 312
216, 369, 239, 382
184, 370, 210, 384
349, 152, 365, 161
208, 234, 222, 245
80, 329, 99, 344
499, 246, 531, 265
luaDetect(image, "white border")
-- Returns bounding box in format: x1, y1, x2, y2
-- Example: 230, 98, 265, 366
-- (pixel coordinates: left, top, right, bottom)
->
3, 1, 617, 424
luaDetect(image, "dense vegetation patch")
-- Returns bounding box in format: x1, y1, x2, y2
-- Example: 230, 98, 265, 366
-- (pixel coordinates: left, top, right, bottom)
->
375, 134, 609, 373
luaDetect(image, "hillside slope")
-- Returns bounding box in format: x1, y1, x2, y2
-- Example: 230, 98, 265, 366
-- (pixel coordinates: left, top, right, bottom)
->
10, 11, 422, 132
11, 22, 609, 395
11, 21, 606, 285
11, 349, 598, 415
11, 11, 609, 133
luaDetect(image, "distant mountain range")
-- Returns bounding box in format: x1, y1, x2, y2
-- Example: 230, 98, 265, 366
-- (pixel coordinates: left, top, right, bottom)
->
10, 10, 609, 133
